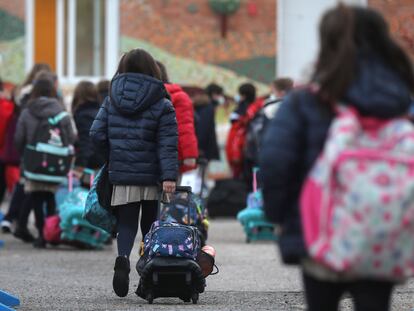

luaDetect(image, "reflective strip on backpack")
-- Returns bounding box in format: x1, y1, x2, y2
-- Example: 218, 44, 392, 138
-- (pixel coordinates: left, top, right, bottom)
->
24, 171, 67, 183
34, 143, 72, 156
48, 111, 69, 125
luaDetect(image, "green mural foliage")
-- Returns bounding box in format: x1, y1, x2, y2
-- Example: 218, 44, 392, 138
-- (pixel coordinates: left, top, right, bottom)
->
208, 0, 241, 15
217, 56, 276, 84
0, 9, 24, 41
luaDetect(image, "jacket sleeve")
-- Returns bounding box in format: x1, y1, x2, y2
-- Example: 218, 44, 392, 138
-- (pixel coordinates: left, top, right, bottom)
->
89, 98, 109, 155
62, 115, 77, 146
14, 109, 28, 154
206, 105, 220, 160
157, 100, 179, 182
175, 91, 199, 161
259, 93, 304, 224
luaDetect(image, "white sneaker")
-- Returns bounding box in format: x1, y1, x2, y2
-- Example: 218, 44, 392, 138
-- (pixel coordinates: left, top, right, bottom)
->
1, 220, 12, 233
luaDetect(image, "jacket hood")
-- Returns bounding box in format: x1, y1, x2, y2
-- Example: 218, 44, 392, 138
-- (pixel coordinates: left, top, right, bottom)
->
344, 56, 412, 118
28, 97, 65, 118
110, 73, 167, 115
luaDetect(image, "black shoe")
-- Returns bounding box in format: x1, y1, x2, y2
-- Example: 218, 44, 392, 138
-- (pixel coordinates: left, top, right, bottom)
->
33, 237, 46, 249
14, 228, 35, 243
113, 256, 130, 297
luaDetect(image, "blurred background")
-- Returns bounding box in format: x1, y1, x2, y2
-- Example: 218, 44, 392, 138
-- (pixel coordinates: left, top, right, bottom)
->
1, 0, 412, 179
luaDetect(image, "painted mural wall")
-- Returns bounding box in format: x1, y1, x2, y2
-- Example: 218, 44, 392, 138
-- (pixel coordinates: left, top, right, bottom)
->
0, 0, 25, 84
0, 0, 413, 88
369, 0, 414, 60
119, 0, 276, 96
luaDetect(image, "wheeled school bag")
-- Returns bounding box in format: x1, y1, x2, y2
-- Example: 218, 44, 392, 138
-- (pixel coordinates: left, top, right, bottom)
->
301, 106, 414, 280
136, 186, 206, 304
237, 168, 277, 243
23, 111, 74, 184
44, 171, 110, 249
83, 164, 117, 234
59, 186, 110, 249
160, 190, 209, 245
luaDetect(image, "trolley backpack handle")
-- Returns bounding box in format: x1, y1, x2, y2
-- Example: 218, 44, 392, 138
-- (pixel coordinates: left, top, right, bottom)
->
158, 186, 193, 222
252, 167, 259, 193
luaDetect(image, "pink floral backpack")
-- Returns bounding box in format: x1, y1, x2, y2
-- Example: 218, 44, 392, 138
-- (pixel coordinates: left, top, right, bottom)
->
301, 105, 414, 280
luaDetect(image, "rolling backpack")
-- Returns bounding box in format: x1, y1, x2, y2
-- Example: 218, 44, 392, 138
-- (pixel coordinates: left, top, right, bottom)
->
160, 191, 208, 244
143, 186, 202, 262
144, 221, 201, 261
237, 168, 276, 243
23, 111, 73, 184
301, 106, 414, 280
44, 171, 111, 249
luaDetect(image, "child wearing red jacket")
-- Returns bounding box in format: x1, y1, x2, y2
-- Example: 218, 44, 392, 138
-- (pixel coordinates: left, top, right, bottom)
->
157, 61, 198, 173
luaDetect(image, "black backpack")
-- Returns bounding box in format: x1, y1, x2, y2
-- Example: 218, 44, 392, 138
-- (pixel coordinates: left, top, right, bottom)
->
23, 111, 74, 184
244, 98, 281, 165
207, 179, 248, 217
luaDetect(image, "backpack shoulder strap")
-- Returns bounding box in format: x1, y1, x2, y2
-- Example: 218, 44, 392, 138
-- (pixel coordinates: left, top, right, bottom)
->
48, 111, 69, 125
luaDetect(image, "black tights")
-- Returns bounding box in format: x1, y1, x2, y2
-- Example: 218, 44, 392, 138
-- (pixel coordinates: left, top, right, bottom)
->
4, 182, 26, 223
18, 191, 56, 237
116, 200, 158, 257
303, 272, 394, 311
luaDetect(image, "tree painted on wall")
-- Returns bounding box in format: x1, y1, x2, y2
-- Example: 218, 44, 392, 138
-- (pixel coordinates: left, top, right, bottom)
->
208, 0, 241, 38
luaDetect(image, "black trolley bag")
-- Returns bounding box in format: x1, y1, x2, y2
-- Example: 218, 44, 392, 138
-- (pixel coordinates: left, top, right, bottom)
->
136, 186, 206, 304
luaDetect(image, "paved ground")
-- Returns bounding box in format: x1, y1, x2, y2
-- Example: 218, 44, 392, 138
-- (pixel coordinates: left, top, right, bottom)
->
1, 217, 414, 311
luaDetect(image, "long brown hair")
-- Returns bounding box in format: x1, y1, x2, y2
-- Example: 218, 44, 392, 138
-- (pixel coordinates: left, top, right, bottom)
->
22, 63, 52, 86
30, 78, 57, 100
116, 49, 161, 79
156, 60, 169, 83
72, 81, 99, 113
314, 4, 414, 102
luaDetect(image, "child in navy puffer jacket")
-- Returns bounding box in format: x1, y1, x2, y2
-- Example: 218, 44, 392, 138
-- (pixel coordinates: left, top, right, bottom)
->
90, 49, 178, 298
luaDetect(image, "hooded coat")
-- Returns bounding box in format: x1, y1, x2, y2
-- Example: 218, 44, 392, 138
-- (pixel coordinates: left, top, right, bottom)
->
260, 56, 412, 264
193, 94, 220, 161
90, 73, 178, 185
73, 101, 105, 169
14, 97, 75, 154
164, 83, 198, 172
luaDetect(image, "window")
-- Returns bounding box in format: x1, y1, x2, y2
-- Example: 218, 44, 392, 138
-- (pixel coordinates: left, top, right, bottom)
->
57, 0, 119, 83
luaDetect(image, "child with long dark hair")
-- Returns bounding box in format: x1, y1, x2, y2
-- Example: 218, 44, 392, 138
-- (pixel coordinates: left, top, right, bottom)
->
72, 81, 105, 169
90, 49, 178, 297
14, 75, 75, 248
260, 4, 414, 311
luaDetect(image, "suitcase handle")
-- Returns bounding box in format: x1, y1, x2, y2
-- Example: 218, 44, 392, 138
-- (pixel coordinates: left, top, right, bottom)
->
157, 186, 193, 222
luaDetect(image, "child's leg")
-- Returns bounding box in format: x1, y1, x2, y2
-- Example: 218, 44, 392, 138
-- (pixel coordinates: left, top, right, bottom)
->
140, 200, 158, 238
44, 192, 56, 217
116, 202, 140, 258
32, 192, 48, 238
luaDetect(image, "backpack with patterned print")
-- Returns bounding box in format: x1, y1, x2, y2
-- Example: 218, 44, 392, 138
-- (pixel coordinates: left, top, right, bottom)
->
23, 111, 74, 184
301, 106, 414, 280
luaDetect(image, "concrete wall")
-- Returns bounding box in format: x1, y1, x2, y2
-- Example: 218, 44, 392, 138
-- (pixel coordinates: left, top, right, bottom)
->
277, 0, 367, 82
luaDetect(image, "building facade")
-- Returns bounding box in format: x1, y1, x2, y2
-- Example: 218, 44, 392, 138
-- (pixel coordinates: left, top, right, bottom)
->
0, 0, 412, 94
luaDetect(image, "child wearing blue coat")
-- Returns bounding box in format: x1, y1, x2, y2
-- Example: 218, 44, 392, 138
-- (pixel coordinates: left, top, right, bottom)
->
90, 49, 178, 297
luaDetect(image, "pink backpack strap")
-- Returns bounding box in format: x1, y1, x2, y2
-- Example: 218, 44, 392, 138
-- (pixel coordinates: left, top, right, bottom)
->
68, 170, 73, 193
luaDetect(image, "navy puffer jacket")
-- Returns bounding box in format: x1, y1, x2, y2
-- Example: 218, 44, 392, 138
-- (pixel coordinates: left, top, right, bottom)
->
90, 73, 178, 185
74, 101, 105, 169
260, 56, 412, 264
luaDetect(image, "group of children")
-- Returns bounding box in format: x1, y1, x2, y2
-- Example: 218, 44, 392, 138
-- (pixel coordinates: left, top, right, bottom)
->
0, 65, 109, 247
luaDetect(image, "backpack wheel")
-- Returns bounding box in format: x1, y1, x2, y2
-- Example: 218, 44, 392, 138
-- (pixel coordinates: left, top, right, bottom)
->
192, 292, 199, 304
246, 237, 251, 243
